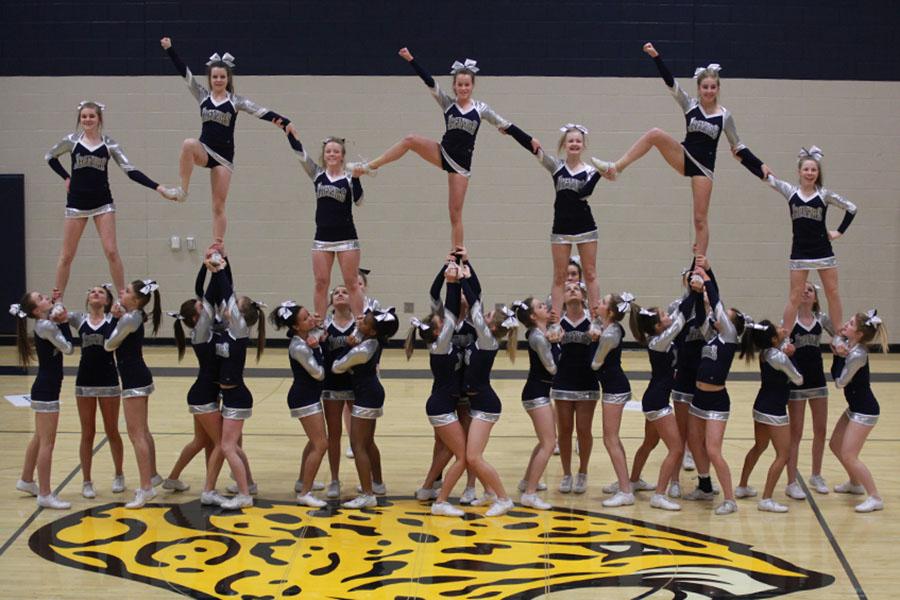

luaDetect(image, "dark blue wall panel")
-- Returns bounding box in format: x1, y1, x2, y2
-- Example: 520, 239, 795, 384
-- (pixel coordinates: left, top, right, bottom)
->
1, 0, 897, 80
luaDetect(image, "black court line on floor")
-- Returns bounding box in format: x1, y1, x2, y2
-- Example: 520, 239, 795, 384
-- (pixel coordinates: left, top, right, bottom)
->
798, 478, 867, 600
3, 366, 900, 382
0, 437, 108, 558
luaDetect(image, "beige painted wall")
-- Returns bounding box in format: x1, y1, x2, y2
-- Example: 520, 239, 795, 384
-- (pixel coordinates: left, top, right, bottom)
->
2, 75, 898, 340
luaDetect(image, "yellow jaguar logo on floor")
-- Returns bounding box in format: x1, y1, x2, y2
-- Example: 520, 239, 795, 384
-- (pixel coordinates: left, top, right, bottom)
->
29, 498, 833, 598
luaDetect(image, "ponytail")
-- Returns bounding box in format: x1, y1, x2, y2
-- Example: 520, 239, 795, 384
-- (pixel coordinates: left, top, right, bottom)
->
739, 319, 776, 363
11, 292, 38, 367
628, 301, 658, 346
131, 279, 161, 334
173, 319, 186, 361
856, 311, 889, 354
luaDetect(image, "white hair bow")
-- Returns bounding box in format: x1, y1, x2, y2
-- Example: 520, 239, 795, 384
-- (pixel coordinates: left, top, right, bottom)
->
693, 63, 722, 79
639, 307, 656, 317
499, 305, 518, 329
166, 311, 185, 321
77, 100, 106, 111
450, 59, 479, 74
410, 317, 430, 331
206, 52, 236, 67
139, 279, 159, 295
560, 123, 589, 135
277, 300, 298, 320
617, 292, 635, 314
9, 303, 26, 319
375, 309, 397, 323
569, 255, 582, 267
798, 146, 824, 162
865, 309, 882, 327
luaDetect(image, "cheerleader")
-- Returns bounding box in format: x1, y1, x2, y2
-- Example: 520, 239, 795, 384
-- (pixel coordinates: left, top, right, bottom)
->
764, 146, 857, 339
46, 101, 177, 300
628, 279, 703, 511
549, 282, 599, 495
785, 282, 834, 498
271, 301, 329, 507
286, 130, 366, 318
735, 321, 804, 512
513, 297, 558, 510
160, 37, 296, 241
320, 286, 365, 499
592, 293, 637, 508
457, 269, 518, 517
829, 310, 887, 512
69, 285, 125, 498
332, 308, 399, 509
11, 293, 74, 509
163, 257, 226, 503
355, 47, 539, 247
201, 254, 266, 510
105, 279, 162, 508
605, 43, 768, 255
405, 263, 468, 516
687, 265, 746, 515
513, 123, 615, 315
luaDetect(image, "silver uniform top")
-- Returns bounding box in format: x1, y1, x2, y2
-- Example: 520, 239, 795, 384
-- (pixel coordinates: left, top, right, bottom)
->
710, 300, 738, 345
431, 308, 457, 356
529, 328, 557, 375
45, 133, 142, 175
469, 298, 499, 352
762, 347, 804, 385
221, 294, 250, 340
181, 66, 274, 120
648, 309, 688, 353
332, 338, 379, 373
835, 344, 868, 389
191, 299, 215, 345
104, 310, 143, 351
289, 335, 325, 381
767, 177, 857, 214
432, 83, 511, 130
591, 322, 624, 369
35, 319, 75, 354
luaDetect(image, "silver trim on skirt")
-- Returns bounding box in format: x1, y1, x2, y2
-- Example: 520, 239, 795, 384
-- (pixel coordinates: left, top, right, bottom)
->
522, 396, 551, 411
753, 409, 790, 426
189, 401, 220, 415
689, 404, 730, 422
201, 143, 235, 172
222, 406, 252, 420
352, 405, 383, 419
291, 402, 324, 419
75, 385, 121, 397
550, 388, 600, 402
66, 203, 115, 219
602, 391, 631, 405
788, 387, 828, 401
645, 406, 673, 422
845, 408, 878, 427
790, 256, 837, 271
312, 239, 360, 253
551, 229, 599, 245
321, 390, 354, 401
122, 383, 154, 399
469, 409, 500, 423
31, 399, 60, 413
670, 390, 694, 404
428, 412, 459, 427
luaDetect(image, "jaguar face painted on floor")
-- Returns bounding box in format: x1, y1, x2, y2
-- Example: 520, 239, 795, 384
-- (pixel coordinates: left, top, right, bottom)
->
29, 498, 833, 599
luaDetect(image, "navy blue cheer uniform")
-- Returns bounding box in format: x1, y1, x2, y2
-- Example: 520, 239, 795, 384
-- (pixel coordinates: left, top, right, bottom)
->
550, 313, 600, 402
833, 341, 879, 427
287, 132, 364, 252
788, 313, 834, 401
691, 274, 739, 420
30, 319, 75, 412
165, 45, 290, 171
105, 310, 154, 398
641, 293, 697, 420
426, 280, 463, 426
332, 338, 385, 419
651, 54, 764, 180
766, 176, 857, 271
287, 335, 325, 419
70, 311, 120, 398
321, 315, 357, 403
592, 321, 631, 405
522, 327, 558, 411
46, 133, 159, 218
460, 278, 503, 422
753, 347, 804, 426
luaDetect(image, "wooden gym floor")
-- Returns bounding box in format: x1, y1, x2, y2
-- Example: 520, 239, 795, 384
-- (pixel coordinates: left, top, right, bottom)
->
0, 346, 896, 599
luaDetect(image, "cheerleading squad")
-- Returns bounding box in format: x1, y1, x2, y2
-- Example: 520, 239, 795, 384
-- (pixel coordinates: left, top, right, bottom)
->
11, 41, 886, 516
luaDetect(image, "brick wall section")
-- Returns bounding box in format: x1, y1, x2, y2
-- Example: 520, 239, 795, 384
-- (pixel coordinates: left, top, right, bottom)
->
4, 73, 898, 341
1, 1, 897, 80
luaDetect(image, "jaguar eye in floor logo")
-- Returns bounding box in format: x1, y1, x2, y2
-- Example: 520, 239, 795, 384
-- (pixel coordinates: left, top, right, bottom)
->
29, 498, 833, 599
